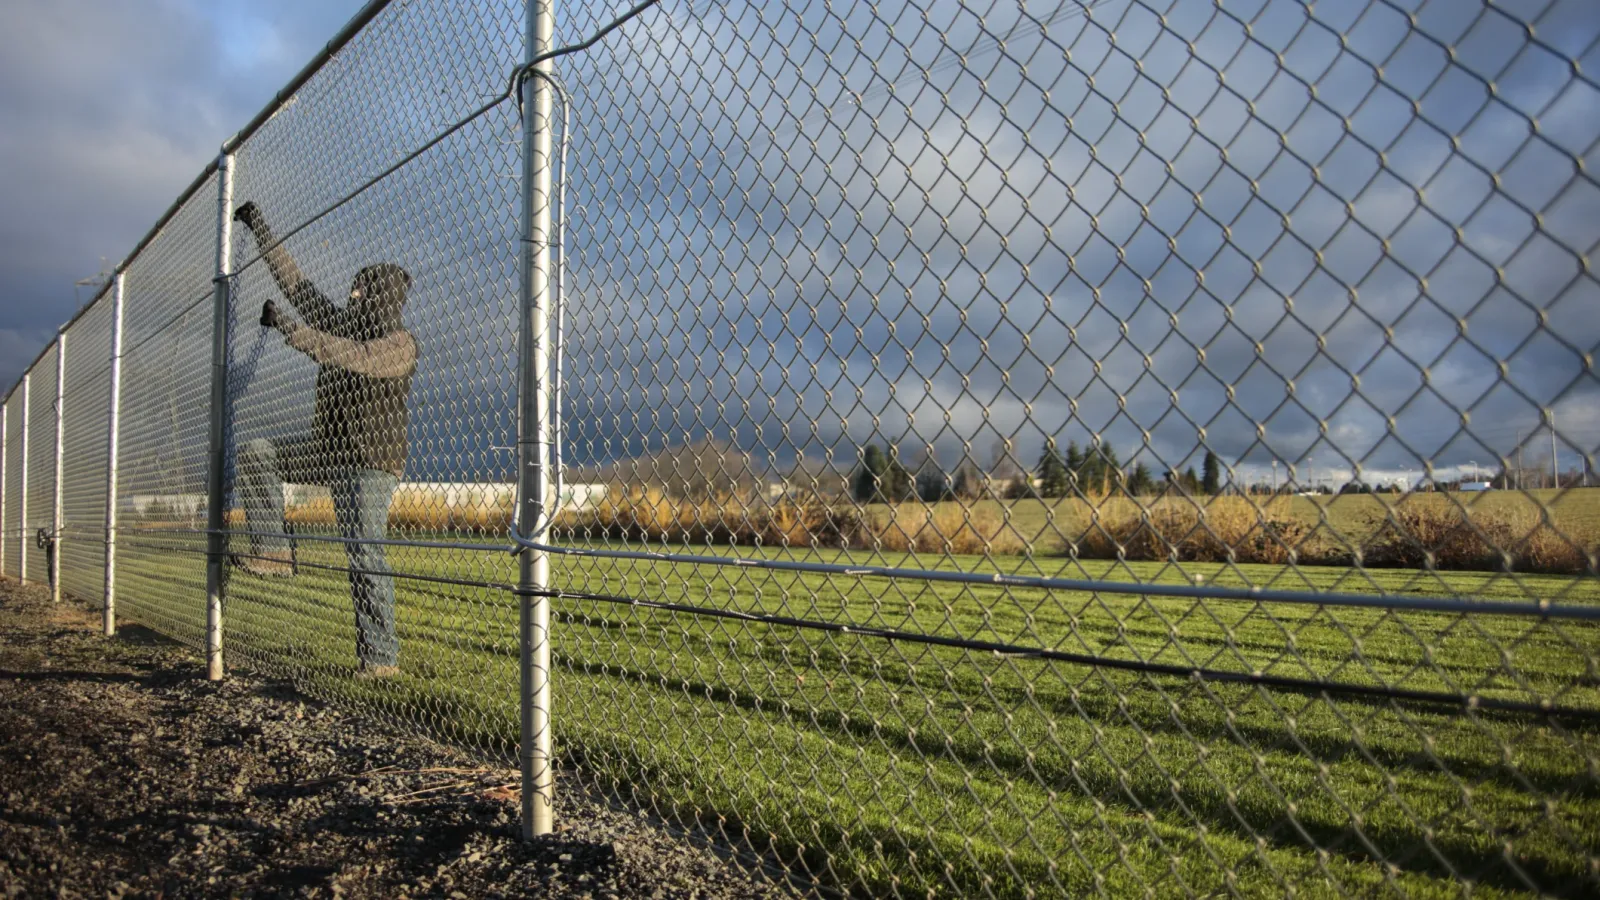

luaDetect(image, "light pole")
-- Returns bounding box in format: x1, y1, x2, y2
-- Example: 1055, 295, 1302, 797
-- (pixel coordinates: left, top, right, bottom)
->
1517, 429, 1525, 490
1550, 411, 1559, 489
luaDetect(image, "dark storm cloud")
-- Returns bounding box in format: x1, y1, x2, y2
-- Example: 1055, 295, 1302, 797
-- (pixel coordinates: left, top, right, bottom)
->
3, 0, 1595, 491
550, 0, 1600, 485
0, 0, 364, 393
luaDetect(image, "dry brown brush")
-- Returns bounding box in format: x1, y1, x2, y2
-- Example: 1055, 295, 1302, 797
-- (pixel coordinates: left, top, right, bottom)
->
1070, 495, 1317, 565
559, 486, 1025, 555
863, 503, 1025, 555
559, 485, 866, 548
257, 482, 1594, 575
1362, 499, 1592, 575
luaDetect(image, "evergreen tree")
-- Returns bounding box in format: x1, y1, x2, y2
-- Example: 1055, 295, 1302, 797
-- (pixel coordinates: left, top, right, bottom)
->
854, 445, 888, 502
1073, 443, 1121, 495
1128, 461, 1155, 496
1101, 445, 1124, 492
1064, 440, 1085, 493
1038, 442, 1070, 498
1184, 466, 1200, 494
1202, 449, 1221, 495
883, 449, 917, 503
1079, 442, 1102, 493
916, 467, 950, 502
911, 447, 949, 503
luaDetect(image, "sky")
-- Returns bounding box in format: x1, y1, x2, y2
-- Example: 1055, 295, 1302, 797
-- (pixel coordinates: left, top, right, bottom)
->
551, 0, 1600, 488
0, 0, 366, 391
2, 0, 1597, 495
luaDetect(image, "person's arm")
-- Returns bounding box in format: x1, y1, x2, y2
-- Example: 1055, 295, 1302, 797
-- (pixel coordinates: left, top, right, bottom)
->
233, 202, 343, 332
277, 318, 417, 379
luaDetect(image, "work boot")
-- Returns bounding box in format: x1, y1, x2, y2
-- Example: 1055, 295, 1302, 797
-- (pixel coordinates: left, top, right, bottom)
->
231, 552, 295, 578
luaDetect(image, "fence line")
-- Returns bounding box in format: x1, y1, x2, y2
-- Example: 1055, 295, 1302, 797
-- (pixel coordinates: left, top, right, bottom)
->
2, 0, 1598, 896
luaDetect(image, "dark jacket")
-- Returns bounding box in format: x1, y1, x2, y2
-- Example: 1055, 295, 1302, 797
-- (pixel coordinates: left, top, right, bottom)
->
283, 264, 417, 478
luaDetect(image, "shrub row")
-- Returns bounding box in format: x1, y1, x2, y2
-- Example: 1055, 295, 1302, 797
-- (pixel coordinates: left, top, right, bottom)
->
1066, 496, 1594, 575
262, 487, 1595, 574
556, 486, 1023, 555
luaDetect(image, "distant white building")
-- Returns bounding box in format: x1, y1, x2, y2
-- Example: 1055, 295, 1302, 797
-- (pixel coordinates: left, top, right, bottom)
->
395, 482, 515, 511
1460, 481, 1492, 492
558, 483, 607, 512
125, 493, 206, 519
388, 482, 607, 513
224, 481, 605, 514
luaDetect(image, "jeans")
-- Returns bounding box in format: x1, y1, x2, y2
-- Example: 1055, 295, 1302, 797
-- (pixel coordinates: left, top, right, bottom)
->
238, 437, 400, 667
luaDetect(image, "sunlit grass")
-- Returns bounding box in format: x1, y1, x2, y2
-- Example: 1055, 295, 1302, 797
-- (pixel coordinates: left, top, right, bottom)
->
103, 532, 1600, 898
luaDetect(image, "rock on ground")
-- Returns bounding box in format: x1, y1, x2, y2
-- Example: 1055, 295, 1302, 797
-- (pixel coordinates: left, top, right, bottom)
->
0, 577, 793, 899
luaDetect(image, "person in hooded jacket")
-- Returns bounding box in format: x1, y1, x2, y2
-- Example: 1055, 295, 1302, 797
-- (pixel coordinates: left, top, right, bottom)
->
230, 201, 418, 678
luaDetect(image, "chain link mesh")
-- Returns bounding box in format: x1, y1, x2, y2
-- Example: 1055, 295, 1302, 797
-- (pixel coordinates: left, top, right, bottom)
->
59, 300, 113, 605
1, 0, 1596, 896
3, 389, 22, 578
540, 0, 1599, 895
222, 0, 525, 762
23, 343, 59, 585
113, 173, 221, 648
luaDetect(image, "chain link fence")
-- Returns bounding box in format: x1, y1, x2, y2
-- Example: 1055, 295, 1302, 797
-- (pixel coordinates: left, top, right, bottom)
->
3, 386, 23, 579
24, 343, 59, 591
2, 0, 1598, 896
221, 0, 527, 762
113, 171, 222, 649
58, 298, 113, 605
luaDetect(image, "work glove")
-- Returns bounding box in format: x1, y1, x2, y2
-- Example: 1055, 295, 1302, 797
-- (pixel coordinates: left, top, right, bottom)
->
233, 201, 264, 231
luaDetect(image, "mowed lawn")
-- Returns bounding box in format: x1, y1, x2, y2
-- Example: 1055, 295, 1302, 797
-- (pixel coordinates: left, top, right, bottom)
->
103, 532, 1600, 899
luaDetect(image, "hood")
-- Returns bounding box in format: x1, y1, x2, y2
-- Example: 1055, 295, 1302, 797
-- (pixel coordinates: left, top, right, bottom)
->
345, 263, 412, 340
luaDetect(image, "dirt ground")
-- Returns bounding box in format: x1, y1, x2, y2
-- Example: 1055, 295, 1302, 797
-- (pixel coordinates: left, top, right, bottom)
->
0, 577, 792, 899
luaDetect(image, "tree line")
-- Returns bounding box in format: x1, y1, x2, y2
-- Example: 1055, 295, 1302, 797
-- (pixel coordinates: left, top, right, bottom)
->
851, 439, 1228, 503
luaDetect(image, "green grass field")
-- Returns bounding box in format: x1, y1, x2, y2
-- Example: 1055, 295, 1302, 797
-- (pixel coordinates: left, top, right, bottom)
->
99, 527, 1600, 899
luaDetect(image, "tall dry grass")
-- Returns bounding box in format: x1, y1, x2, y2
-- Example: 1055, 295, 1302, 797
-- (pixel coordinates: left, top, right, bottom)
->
866, 503, 1025, 555
561, 485, 866, 548
1060, 492, 1594, 574
274, 487, 513, 533
1071, 495, 1315, 565
1363, 499, 1593, 574
250, 481, 1596, 575
564, 485, 1026, 555
284, 496, 335, 527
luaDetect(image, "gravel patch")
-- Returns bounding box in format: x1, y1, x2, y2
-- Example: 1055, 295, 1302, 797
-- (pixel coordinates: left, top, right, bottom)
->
0, 577, 794, 899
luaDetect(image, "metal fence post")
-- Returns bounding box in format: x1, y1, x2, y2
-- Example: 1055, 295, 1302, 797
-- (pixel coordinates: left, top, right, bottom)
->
205, 153, 235, 681
104, 271, 125, 635
18, 373, 28, 584
51, 332, 65, 602
518, 0, 556, 840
